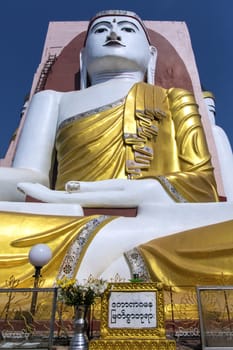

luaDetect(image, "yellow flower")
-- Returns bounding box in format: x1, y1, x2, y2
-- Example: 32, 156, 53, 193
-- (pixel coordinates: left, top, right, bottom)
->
56, 276, 108, 306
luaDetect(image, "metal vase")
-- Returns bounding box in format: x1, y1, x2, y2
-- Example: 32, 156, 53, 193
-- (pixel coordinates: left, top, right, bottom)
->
70, 304, 90, 350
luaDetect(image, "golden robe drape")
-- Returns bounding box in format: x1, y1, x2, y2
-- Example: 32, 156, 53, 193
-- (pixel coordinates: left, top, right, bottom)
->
55, 83, 218, 202
137, 219, 233, 286
0, 212, 114, 288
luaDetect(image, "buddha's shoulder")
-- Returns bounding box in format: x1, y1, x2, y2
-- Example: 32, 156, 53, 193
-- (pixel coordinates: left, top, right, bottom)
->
166, 87, 194, 99
147, 84, 193, 96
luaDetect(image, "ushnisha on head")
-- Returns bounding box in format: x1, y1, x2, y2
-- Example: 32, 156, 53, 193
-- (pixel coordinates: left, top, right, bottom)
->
80, 10, 157, 88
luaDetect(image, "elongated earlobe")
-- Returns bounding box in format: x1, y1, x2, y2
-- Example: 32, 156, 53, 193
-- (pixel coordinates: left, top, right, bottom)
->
80, 48, 87, 90
147, 46, 157, 85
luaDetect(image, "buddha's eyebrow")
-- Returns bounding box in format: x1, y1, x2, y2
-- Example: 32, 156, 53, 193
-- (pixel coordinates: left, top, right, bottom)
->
117, 21, 139, 31
90, 21, 111, 33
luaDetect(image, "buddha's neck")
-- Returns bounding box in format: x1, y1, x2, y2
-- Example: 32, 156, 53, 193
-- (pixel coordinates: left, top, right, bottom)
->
90, 71, 145, 86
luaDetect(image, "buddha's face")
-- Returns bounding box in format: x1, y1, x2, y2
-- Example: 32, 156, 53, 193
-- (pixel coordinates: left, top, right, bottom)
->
84, 15, 152, 77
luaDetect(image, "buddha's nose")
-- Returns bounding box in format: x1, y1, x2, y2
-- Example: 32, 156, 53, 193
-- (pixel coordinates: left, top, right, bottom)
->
107, 30, 121, 41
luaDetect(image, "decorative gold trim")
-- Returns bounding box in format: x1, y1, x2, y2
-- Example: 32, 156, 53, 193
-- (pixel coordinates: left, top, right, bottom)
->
100, 282, 166, 339
124, 248, 151, 281
157, 176, 188, 203
58, 98, 125, 130
89, 338, 176, 350
57, 215, 115, 279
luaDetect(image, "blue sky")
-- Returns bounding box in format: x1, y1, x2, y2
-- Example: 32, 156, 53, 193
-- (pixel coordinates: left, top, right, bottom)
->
0, 0, 232, 158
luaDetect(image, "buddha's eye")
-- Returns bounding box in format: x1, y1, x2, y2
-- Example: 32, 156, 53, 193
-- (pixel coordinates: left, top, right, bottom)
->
121, 27, 136, 33
94, 27, 108, 34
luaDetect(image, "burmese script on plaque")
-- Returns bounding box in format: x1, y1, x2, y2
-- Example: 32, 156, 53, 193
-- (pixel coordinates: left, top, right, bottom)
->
108, 291, 156, 329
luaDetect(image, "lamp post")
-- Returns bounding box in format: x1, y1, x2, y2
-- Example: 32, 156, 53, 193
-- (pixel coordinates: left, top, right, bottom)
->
28, 244, 52, 316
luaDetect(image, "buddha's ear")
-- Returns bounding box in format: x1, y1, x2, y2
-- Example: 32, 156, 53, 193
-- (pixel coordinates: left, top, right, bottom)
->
147, 46, 157, 85
80, 48, 87, 90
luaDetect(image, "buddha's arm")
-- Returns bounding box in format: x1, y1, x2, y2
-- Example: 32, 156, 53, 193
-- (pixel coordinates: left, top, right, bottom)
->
0, 90, 61, 201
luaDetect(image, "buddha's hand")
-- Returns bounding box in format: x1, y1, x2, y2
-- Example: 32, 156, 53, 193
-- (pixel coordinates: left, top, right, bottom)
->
17, 179, 174, 206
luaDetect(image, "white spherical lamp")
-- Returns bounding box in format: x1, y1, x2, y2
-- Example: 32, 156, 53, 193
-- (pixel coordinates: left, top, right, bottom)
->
29, 244, 52, 267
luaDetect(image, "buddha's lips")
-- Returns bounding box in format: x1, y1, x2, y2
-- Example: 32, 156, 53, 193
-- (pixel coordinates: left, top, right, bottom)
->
103, 40, 126, 47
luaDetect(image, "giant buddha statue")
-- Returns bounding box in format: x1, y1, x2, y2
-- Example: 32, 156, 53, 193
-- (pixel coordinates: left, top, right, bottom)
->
0, 10, 233, 288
